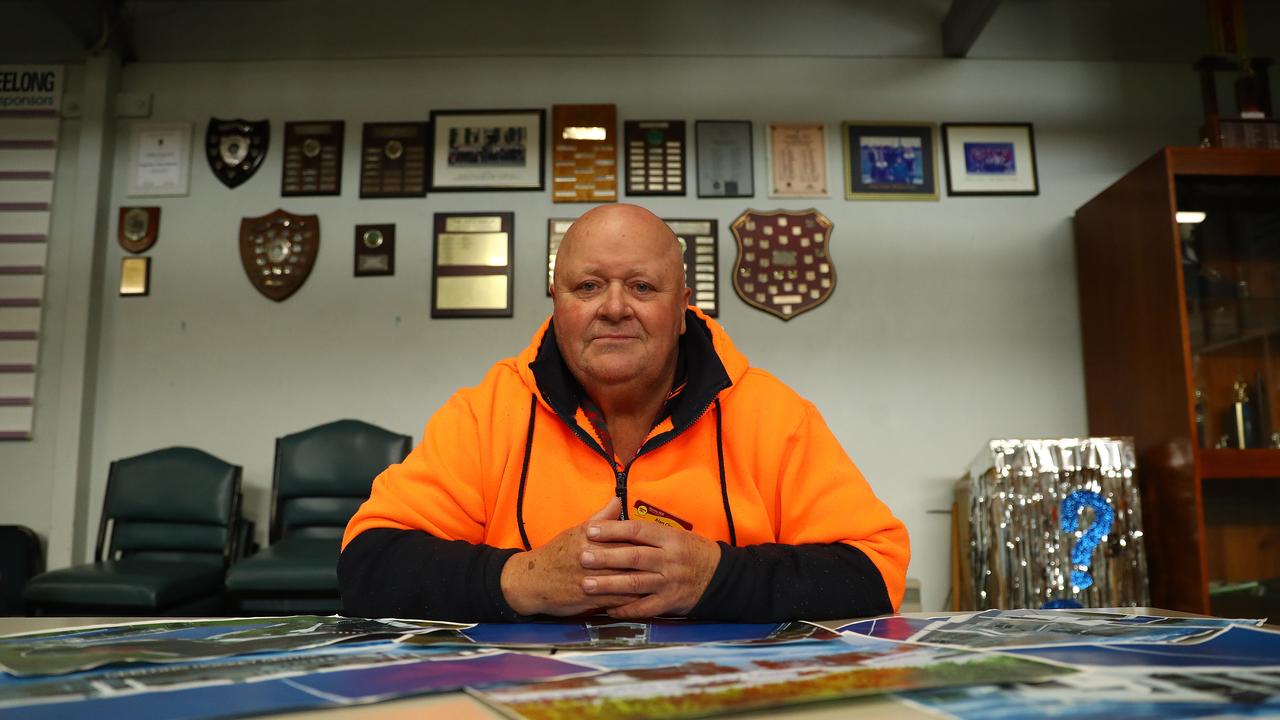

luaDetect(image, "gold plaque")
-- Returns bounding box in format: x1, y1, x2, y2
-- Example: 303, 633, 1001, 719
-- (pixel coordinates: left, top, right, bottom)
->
437, 233, 509, 266
119, 257, 150, 296
445, 216, 503, 233
432, 212, 514, 318
551, 104, 617, 203
435, 275, 509, 310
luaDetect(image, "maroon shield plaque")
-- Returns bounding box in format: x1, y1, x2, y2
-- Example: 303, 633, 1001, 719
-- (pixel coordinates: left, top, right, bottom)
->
239, 209, 319, 302
117, 206, 159, 254
730, 209, 835, 321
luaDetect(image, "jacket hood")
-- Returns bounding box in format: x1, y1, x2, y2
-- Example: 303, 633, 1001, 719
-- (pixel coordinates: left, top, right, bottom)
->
515, 306, 749, 419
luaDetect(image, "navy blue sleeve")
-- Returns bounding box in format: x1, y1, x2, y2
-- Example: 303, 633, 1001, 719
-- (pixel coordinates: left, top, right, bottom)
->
338, 528, 521, 621
687, 542, 893, 622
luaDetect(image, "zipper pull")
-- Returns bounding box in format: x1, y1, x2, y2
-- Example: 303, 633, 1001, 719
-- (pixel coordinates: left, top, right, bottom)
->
614, 469, 627, 520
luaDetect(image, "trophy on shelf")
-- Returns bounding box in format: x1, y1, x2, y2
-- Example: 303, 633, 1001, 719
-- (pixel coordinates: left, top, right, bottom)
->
1223, 376, 1262, 449
1195, 0, 1278, 148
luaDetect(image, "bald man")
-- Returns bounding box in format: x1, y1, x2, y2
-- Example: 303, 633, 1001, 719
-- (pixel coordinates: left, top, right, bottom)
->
340, 204, 909, 621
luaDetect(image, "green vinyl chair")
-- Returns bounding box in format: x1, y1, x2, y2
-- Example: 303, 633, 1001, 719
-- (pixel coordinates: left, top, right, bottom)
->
225, 419, 411, 614
23, 447, 242, 616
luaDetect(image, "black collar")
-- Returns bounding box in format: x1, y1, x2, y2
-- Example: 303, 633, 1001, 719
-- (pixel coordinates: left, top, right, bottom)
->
529, 310, 732, 444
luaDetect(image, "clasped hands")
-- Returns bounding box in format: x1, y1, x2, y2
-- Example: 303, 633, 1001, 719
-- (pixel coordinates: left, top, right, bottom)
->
499, 497, 721, 618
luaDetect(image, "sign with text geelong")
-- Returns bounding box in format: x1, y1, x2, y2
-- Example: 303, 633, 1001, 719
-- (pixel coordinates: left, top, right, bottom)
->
0, 66, 63, 114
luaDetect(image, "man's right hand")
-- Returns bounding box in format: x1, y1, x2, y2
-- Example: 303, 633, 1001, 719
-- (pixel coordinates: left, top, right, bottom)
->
499, 497, 639, 616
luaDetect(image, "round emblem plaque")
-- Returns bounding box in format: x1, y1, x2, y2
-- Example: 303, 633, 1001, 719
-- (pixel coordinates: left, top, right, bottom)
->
362, 229, 384, 249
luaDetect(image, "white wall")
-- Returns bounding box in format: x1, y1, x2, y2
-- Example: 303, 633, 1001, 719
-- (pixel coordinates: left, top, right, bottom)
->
4, 51, 1205, 612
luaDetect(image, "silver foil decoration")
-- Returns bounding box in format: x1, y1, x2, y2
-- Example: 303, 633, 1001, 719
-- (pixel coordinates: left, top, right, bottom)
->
957, 438, 1150, 610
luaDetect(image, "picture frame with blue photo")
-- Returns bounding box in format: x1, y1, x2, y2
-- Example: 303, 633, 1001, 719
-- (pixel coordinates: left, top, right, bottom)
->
841, 121, 939, 201
942, 122, 1039, 196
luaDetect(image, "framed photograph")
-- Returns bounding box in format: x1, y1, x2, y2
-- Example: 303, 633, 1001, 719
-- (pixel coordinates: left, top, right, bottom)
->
767, 123, 827, 198
127, 122, 191, 197
429, 110, 545, 191
695, 120, 753, 198
941, 122, 1038, 196
841, 122, 938, 200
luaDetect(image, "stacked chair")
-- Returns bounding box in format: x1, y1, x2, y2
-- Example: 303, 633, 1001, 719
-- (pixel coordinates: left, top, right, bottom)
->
0, 525, 43, 616
23, 447, 242, 615
225, 419, 411, 615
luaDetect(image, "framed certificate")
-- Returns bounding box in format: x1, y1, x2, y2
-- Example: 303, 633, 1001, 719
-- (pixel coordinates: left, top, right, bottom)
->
127, 122, 192, 197
767, 123, 827, 198
429, 110, 545, 191
942, 122, 1039, 196
695, 120, 754, 198
432, 212, 514, 318
841, 122, 939, 200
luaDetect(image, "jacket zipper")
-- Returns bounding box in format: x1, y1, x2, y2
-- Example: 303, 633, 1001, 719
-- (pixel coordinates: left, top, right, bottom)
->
546, 379, 729, 522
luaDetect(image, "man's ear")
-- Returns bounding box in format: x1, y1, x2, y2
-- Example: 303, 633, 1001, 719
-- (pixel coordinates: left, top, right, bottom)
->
679, 288, 691, 334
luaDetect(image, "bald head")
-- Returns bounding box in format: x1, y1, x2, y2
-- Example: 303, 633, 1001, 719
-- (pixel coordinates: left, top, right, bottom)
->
549, 203, 692, 396
554, 204, 685, 291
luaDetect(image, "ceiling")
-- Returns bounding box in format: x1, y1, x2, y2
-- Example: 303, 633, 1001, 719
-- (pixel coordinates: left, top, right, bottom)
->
2, 0, 1278, 66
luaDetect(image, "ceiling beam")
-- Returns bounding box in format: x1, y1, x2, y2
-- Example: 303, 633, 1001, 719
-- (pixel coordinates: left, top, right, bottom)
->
942, 0, 1003, 58
43, 0, 134, 60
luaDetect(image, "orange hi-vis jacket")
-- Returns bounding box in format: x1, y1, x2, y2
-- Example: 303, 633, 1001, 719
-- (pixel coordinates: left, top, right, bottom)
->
343, 308, 910, 611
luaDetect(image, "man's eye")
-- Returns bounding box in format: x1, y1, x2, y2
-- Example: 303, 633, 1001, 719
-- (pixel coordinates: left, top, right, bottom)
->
633, 282, 652, 293
579, 281, 599, 292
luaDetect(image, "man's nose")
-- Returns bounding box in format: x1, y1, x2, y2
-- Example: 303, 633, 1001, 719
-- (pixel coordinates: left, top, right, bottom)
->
598, 281, 631, 319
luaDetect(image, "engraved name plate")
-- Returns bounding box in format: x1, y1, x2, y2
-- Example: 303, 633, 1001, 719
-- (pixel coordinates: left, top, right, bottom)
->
625, 120, 686, 196
359, 122, 428, 198
551, 104, 617, 203
432, 212, 514, 318
282, 120, 344, 196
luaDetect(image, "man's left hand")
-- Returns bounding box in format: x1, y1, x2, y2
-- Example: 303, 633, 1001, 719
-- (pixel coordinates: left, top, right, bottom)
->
578, 519, 721, 618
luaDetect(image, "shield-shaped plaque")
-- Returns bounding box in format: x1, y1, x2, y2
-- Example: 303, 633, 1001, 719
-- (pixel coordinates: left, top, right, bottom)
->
206, 118, 269, 188
117, 206, 159, 254
239, 209, 319, 302
730, 208, 835, 321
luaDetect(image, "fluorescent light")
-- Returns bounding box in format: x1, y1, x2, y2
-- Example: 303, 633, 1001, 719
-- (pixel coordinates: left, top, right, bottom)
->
1175, 211, 1206, 224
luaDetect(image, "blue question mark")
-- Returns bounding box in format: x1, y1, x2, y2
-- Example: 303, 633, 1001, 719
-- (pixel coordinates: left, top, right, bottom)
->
1043, 490, 1114, 609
